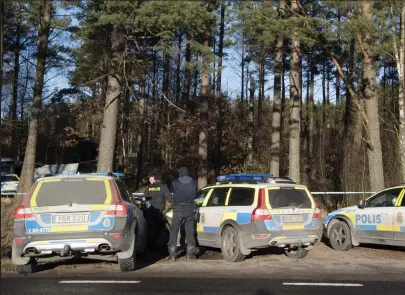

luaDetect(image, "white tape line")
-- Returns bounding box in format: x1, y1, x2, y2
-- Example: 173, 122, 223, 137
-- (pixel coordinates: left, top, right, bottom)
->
59, 281, 141, 284
283, 282, 363, 287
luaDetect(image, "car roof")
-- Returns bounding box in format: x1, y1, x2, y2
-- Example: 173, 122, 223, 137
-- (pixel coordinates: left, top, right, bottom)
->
35, 174, 116, 182
203, 182, 307, 189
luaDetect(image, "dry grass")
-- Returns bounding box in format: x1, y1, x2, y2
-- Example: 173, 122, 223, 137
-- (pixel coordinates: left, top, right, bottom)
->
1, 198, 18, 260
1, 257, 14, 273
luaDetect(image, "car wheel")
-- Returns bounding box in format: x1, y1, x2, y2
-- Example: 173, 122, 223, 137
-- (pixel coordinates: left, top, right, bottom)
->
15, 259, 37, 274
220, 226, 246, 262
328, 221, 352, 251
119, 237, 136, 272
284, 246, 309, 259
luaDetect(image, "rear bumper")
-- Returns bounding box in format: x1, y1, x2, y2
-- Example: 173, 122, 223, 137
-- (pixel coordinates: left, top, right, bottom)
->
239, 220, 323, 249
12, 231, 134, 265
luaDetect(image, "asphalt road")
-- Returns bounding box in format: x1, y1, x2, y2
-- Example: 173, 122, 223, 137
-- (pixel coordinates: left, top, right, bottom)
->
1, 276, 404, 295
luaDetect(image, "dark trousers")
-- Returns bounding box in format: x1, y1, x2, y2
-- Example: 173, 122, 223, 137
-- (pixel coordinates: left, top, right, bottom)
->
146, 206, 164, 248
168, 211, 196, 248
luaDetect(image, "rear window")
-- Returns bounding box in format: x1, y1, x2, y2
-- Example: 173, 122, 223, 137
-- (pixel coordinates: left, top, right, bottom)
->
228, 188, 255, 206
1, 175, 18, 182
268, 188, 312, 209
33, 179, 109, 206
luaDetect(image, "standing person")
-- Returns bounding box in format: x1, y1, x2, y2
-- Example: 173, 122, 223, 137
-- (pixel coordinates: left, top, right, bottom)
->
143, 172, 172, 250
168, 167, 198, 260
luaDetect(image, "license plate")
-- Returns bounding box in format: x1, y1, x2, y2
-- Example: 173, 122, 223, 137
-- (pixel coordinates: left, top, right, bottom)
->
52, 213, 90, 224
282, 215, 303, 223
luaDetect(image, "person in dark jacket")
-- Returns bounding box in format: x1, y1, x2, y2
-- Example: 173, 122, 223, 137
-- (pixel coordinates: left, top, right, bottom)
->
167, 167, 198, 260
143, 172, 172, 250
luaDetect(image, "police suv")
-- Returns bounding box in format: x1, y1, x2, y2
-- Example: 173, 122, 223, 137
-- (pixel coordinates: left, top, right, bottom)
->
324, 185, 405, 250
185, 174, 323, 262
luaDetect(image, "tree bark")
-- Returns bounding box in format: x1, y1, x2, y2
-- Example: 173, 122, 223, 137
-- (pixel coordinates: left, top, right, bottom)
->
270, 0, 285, 177
176, 32, 182, 104
17, 0, 53, 194
358, 0, 385, 191
247, 74, 255, 167
241, 36, 245, 101
215, 1, 225, 174
198, 29, 211, 188
182, 35, 192, 109
393, 5, 405, 181
136, 38, 147, 189
97, 27, 126, 173
11, 6, 22, 156
288, 0, 301, 183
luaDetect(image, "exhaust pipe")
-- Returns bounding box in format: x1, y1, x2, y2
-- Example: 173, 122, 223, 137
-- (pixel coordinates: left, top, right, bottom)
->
26, 247, 37, 254
99, 244, 111, 251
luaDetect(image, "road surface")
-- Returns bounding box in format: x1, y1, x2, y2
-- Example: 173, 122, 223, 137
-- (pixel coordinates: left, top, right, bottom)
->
1, 244, 404, 295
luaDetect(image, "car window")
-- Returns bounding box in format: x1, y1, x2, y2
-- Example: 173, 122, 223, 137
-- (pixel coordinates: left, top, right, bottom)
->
1, 175, 18, 182
401, 194, 405, 206
228, 188, 255, 206
34, 179, 109, 206
367, 188, 403, 208
268, 187, 312, 209
196, 189, 211, 206
206, 188, 229, 207
115, 180, 132, 203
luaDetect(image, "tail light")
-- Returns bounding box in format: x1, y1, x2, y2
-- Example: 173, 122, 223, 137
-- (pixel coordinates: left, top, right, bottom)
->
14, 206, 33, 220
312, 208, 321, 219
107, 202, 128, 216
251, 189, 272, 221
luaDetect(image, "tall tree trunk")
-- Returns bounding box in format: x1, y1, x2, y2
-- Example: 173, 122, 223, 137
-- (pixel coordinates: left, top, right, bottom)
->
136, 39, 147, 188
308, 64, 315, 180
288, 0, 301, 183
215, 1, 225, 174
11, 6, 22, 156
161, 51, 170, 166
357, 0, 385, 191
198, 29, 211, 188
176, 32, 182, 104
241, 35, 245, 101
393, 5, 405, 181
247, 74, 255, 167
0, 0, 4, 139
270, 0, 285, 177
97, 27, 126, 172
17, 0, 53, 194
257, 54, 264, 129
182, 36, 192, 109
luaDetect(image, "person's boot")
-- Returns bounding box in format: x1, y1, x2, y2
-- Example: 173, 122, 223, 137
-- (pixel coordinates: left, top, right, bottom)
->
167, 246, 176, 261
186, 246, 197, 260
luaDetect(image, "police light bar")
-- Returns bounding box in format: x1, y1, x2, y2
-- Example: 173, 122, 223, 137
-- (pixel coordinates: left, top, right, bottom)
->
217, 174, 273, 182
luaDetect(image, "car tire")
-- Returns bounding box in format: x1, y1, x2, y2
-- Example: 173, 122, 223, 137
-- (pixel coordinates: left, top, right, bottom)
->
15, 259, 37, 274
284, 246, 309, 259
119, 237, 136, 272
328, 221, 353, 251
220, 226, 246, 262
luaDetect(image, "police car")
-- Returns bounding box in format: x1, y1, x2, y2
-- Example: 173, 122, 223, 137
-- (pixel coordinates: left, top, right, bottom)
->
12, 174, 147, 274
1, 173, 20, 196
179, 174, 322, 262
324, 185, 405, 251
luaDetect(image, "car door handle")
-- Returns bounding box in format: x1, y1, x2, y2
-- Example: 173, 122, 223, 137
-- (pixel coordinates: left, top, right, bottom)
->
214, 212, 222, 216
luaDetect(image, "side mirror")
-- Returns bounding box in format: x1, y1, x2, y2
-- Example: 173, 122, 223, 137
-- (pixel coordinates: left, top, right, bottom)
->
358, 199, 366, 209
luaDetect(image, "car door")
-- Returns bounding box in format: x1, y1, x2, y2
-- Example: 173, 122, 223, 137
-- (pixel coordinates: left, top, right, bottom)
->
355, 188, 403, 242
197, 187, 230, 242
393, 188, 405, 243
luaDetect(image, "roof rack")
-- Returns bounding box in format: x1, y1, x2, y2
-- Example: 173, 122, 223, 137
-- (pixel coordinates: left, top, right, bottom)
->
216, 174, 296, 184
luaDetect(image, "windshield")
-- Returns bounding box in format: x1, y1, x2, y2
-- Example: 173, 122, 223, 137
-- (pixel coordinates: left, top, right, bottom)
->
33, 179, 109, 206
268, 188, 312, 209
1, 175, 19, 182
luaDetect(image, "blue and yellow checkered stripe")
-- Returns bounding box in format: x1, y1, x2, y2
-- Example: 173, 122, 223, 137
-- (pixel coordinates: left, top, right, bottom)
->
356, 225, 405, 232
197, 212, 252, 232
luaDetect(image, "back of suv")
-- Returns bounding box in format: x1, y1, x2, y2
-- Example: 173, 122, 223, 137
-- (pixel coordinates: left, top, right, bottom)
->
195, 174, 322, 262
12, 175, 147, 273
